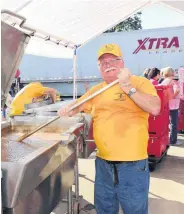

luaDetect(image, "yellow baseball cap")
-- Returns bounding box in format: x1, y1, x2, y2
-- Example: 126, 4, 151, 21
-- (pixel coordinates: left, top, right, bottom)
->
98, 44, 123, 59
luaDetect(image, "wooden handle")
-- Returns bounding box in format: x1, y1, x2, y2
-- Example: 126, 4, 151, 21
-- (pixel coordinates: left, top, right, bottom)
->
17, 116, 60, 142
69, 79, 119, 111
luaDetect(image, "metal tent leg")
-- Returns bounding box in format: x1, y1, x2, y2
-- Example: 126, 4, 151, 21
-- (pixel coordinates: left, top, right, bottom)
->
73, 141, 82, 214
74, 143, 79, 200
67, 188, 73, 214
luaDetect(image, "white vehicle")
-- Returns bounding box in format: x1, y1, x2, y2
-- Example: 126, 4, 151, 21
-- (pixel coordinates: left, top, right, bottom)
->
19, 26, 184, 96
77, 26, 184, 77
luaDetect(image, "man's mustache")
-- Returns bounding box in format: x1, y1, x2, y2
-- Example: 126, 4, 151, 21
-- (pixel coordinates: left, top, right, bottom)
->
104, 67, 116, 73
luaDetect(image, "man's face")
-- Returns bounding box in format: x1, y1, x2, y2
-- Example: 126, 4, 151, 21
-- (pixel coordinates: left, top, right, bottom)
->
98, 53, 124, 83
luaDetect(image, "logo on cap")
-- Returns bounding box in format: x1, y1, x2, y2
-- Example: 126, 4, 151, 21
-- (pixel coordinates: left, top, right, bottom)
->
104, 44, 114, 51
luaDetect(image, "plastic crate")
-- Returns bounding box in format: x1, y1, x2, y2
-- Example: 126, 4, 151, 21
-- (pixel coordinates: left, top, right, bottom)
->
149, 109, 169, 137
155, 85, 169, 113
148, 129, 169, 158
178, 112, 184, 131
179, 100, 184, 112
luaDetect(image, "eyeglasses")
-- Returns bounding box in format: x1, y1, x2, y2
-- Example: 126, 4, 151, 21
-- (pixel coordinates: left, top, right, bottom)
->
98, 58, 122, 68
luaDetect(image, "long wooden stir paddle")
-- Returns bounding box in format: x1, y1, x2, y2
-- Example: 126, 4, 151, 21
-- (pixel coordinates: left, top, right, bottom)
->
17, 79, 119, 142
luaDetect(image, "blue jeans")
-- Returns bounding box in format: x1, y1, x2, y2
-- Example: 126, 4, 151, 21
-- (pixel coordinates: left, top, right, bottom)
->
94, 157, 150, 214
170, 109, 179, 144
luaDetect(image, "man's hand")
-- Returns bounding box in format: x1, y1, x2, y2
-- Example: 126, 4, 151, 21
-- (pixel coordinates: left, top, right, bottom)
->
57, 105, 74, 117
44, 88, 57, 103
117, 68, 132, 87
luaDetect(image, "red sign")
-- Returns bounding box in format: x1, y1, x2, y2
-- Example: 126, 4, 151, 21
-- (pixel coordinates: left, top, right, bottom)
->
133, 36, 180, 54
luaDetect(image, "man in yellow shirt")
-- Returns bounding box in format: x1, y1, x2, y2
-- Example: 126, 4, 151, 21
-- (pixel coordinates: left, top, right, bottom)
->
58, 44, 161, 214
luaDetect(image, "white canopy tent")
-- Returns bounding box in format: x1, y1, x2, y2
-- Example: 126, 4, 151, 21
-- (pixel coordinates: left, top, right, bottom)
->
161, 1, 184, 14
2, 0, 184, 46
2, 0, 184, 98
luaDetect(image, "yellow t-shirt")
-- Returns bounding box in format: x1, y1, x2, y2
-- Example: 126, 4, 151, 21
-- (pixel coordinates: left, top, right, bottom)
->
77, 76, 158, 161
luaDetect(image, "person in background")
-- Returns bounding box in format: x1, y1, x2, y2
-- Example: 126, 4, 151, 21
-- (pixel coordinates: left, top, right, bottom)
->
9, 84, 15, 97
1, 104, 7, 121
161, 67, 182, 145
158, 70, 164, 84
10, 82, 57, 116
148, 67, 160, 85
58, 44, 161, 214
143, 68, 151, 79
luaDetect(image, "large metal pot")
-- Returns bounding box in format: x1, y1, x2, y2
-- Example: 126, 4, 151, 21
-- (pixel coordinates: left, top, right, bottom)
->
1, 116, 84, 214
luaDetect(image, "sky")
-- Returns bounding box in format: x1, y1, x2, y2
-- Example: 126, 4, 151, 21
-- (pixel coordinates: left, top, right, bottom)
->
141, 2, 184, 29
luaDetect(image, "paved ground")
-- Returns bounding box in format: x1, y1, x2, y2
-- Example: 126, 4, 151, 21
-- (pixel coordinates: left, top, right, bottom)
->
53, 134, 184, 214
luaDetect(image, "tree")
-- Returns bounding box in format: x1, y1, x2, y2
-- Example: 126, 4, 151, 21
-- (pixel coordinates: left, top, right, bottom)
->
105, 12, 142, 33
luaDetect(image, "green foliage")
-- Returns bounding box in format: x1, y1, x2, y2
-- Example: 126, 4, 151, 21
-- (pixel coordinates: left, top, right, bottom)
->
105, 12, 142, 33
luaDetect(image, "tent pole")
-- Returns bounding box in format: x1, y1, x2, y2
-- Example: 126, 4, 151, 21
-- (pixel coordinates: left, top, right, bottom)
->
73, 47, 77, 100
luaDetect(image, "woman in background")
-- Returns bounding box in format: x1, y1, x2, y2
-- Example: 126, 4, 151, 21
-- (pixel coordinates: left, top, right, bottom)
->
161, 67, 182, 146
143, 68, 151, 79
158, 70, 164, 84
148, 68, 160, 85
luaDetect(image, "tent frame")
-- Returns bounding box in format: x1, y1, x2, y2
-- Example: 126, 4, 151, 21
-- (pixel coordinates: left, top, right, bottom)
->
2, 9, 80, 100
